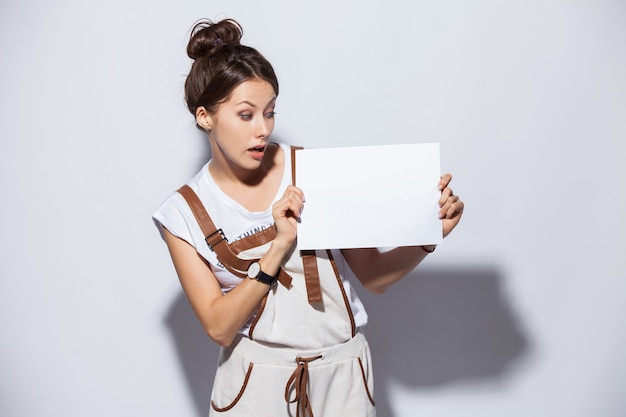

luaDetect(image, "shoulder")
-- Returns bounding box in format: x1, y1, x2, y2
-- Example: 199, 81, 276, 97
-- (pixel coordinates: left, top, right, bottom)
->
272, 141, 302, 154
152, 163, 210, 243
271, 141, 302, 175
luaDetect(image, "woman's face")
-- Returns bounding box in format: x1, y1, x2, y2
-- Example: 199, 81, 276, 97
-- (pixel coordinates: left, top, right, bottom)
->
202, 78, 277, 173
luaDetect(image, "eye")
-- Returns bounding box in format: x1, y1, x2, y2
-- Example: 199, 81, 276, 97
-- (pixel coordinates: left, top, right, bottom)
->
265, 111, 276, 119
239, 112, 253, 121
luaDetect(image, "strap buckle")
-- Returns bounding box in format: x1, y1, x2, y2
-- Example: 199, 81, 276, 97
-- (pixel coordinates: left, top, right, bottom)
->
205, 228, 227, 251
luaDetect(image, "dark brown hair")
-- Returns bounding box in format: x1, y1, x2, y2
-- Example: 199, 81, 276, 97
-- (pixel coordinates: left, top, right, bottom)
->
184, 19, 279, 117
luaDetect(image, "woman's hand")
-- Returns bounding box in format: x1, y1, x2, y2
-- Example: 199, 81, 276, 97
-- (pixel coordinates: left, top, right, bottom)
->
438, 173, 464, 237
271, 185, 305, 249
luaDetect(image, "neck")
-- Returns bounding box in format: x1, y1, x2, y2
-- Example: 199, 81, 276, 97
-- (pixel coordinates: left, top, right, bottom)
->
208, 142, 277, 187
207, 142, 284, 212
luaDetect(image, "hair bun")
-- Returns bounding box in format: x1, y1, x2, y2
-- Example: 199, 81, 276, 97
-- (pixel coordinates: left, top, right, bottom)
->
187, 18, 243, 60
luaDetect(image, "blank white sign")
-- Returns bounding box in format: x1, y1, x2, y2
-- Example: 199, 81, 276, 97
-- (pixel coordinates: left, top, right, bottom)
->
295, 143, 443, 249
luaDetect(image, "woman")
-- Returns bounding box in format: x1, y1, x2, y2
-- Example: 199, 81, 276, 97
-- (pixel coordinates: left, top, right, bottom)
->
153, 18, 464, 417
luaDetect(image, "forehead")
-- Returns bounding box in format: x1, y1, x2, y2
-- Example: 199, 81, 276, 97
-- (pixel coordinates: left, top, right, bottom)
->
227, 78, 276, 106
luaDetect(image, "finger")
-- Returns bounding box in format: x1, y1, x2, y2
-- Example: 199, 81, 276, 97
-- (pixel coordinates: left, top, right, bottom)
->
281, 192, 305, 218
438, 195, 460, 218
444, 199, 464, 219
438, 187, 453, 206
288, 190, 305, 214
285, 185, 305, 201
272, 186, 306, 223
274, 201, 299, 221
438, 173, 452, 191
277, 187, 304, 206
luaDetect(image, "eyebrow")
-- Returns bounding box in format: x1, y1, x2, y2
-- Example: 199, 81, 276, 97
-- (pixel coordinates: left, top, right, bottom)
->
235, 97, 277, 108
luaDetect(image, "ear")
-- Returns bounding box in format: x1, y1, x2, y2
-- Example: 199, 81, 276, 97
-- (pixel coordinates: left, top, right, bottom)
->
195, 106, 213, 131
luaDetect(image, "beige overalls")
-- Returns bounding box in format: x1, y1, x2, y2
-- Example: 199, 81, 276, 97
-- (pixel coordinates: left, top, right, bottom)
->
177, 148, 376, 417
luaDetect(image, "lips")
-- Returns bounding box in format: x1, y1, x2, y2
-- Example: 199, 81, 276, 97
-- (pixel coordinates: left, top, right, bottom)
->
248, 144, 266, 160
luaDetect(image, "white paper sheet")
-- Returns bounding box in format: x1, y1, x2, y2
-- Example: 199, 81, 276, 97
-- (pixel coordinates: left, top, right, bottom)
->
295, 143, 443, 250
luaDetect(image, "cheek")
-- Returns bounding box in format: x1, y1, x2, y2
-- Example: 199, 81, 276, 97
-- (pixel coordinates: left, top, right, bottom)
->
216, 120, 243, 140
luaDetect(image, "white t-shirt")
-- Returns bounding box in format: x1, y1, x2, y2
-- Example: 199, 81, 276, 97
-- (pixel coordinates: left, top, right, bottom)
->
152, 142, 368, 334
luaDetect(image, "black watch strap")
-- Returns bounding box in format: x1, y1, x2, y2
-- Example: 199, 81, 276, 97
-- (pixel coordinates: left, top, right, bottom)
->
247, 262, 278, 287
255, 270, 278, 287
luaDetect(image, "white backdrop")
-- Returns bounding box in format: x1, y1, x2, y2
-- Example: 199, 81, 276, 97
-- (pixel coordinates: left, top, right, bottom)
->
1, 1, 625, 416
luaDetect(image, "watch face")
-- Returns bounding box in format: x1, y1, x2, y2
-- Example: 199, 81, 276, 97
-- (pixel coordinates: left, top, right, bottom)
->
247, 262, 261, 279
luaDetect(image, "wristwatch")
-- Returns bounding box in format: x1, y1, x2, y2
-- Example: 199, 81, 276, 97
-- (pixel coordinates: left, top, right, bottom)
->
247, 262, 278, 287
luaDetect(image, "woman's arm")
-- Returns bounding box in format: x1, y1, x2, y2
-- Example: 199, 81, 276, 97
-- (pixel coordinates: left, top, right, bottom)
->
341, 246, 433, 294
341, 174, 464, 294
164, 229, 274, 346
163, 185, 305, 347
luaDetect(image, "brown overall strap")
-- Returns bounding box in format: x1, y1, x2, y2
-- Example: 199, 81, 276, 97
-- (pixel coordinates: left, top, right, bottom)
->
291, 146, 322, 304
176, 184, 292, 288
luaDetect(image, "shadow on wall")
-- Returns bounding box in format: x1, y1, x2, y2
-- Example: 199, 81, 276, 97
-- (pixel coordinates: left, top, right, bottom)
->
361, 266, 529, 417
165, 295, 220, 417
165, 265, 529, 417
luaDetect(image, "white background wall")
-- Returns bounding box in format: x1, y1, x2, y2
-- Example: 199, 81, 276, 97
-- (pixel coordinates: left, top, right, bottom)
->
1, 1, 625, 416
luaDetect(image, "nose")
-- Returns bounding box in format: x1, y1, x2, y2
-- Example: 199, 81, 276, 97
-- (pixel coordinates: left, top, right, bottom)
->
256, 118, 271, 139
